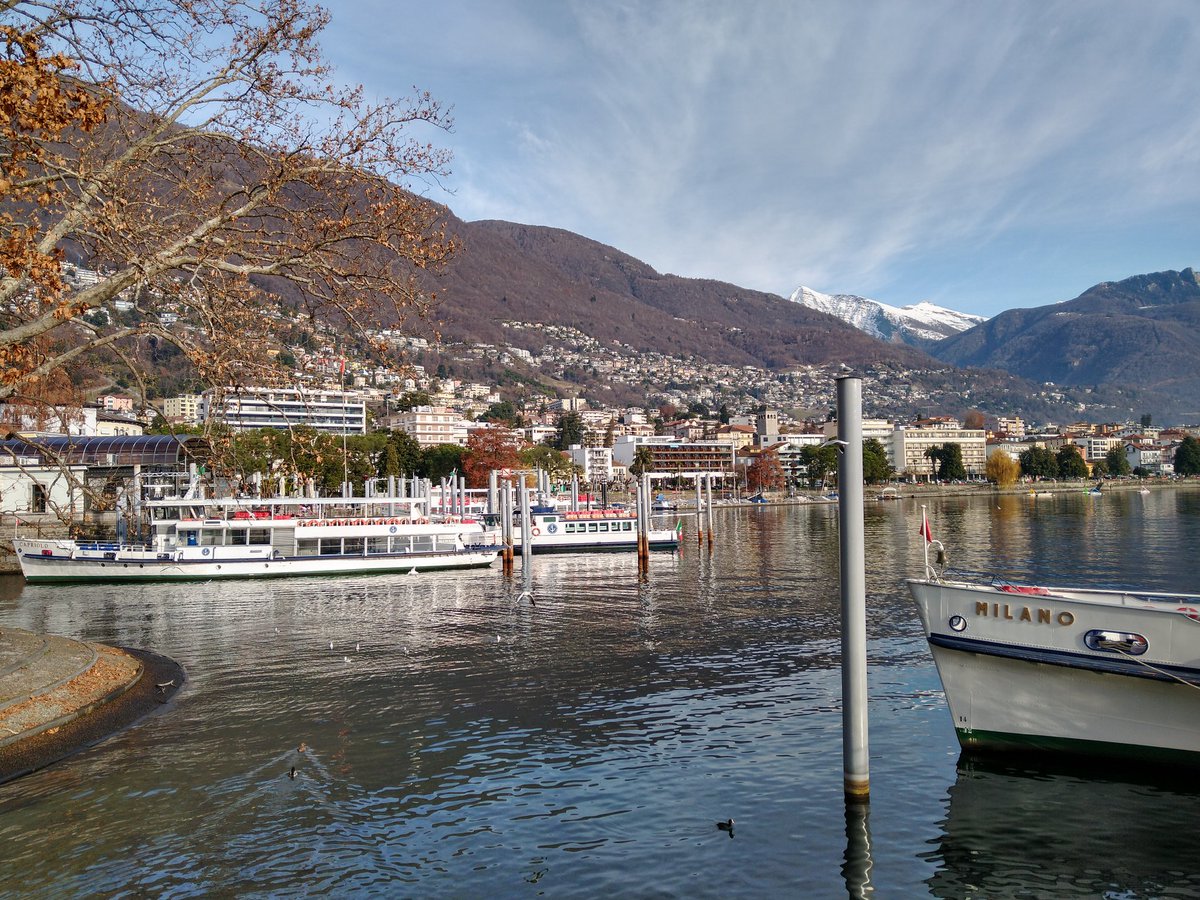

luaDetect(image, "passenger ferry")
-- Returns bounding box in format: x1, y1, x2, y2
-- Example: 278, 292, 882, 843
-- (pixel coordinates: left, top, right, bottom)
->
511, 507, 680, 553
14, 494, 500, 583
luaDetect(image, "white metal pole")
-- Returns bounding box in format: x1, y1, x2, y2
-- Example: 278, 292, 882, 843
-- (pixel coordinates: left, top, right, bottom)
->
837, 375, 869, 800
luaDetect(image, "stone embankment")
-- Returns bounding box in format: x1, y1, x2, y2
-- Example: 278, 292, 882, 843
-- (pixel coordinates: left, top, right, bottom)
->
0, 626, 183, 783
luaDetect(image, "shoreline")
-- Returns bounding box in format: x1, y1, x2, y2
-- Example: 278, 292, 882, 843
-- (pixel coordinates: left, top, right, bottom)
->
0, 634, 184, 785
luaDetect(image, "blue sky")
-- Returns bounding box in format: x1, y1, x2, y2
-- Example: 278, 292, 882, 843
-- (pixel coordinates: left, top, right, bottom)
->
321, 1, 1199, 318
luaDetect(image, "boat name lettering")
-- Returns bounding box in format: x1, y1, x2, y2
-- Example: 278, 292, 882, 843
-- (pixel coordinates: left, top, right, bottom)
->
974, 601, 1074, 626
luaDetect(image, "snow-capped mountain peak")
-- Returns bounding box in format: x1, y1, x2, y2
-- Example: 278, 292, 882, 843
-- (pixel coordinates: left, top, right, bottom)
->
789, 286, 985, 346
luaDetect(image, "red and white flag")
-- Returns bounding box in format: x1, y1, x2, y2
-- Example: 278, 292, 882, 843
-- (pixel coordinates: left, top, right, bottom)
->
919, 512, 933, 543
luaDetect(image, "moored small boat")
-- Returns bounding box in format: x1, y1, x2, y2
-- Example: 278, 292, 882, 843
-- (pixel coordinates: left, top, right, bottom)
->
510, 507, 679, 553
908, 521, 1200, 765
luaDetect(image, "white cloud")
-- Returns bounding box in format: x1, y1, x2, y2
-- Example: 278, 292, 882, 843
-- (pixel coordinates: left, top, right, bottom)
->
323, 0, 1200, 314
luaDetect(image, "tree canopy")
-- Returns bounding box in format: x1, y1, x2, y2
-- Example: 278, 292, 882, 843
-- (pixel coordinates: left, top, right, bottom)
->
519, 444, 579, 484
1019, 446, 1058, 480
1105, 446, 1132, 476
925, 443, 966, 481
554, 411, 586, 450
1, 1, 454, 413
861, 438, 893, 484
1175, 436, 1200, 476
462, 428, 522, 488
985, 448, 1020, 486
746, 451, 784, 493
629, 446, 654, 478
1056, 445, 1089, 479
799, 444, 838, 488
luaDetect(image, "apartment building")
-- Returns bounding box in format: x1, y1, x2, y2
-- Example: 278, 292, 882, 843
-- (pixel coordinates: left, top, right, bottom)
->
388, 406, 469, 447
611, 435, 736, 478
891, 419, 986, 479
200, 387, 367, 434
163, 394, 202, 424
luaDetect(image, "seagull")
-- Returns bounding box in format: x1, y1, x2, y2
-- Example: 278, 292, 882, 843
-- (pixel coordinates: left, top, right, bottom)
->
328, 640, 334, 650
355, 642, 360, 652
344, 656, 352, 663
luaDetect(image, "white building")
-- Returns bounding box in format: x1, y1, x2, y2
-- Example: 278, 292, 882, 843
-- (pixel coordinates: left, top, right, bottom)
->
566, 444, 614, 483
200, 387, 367, 434
0, 403, 99, 436
891, 419, 986, 480
995, 416, 1027, 438
96, 413, 145, 437
823, 418, 897, 469
0, 456, 87, 519
388, 406, 470, 447
1076, 435, 1125, 462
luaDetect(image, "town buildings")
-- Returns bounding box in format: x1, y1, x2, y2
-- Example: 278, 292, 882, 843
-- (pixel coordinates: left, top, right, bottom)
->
198, 387, 366, 435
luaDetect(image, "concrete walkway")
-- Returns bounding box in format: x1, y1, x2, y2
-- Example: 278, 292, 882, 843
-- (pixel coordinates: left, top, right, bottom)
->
0, 626, 183, 783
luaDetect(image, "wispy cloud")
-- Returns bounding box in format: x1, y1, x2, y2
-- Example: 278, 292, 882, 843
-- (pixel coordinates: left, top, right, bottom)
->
322, 1, 1200, 315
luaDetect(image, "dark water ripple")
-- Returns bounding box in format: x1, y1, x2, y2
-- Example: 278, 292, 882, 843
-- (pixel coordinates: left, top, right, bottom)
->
0, 491, 1197, 896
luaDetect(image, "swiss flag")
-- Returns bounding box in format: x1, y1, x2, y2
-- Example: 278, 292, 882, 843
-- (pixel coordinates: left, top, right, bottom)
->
919, 516, 933, 543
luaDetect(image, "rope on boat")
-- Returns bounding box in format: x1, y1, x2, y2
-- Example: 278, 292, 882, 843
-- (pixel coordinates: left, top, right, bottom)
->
1111, 646, 1200, 691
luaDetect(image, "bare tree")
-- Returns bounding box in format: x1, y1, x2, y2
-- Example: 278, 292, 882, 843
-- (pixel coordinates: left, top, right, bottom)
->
0, 0, 456, 405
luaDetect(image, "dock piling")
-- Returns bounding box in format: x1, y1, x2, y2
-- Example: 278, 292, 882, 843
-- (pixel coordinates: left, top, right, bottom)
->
837, 375, 870, 800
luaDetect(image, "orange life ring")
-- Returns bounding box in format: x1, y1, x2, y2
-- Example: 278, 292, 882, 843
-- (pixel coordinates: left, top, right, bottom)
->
531, 527, 541, 536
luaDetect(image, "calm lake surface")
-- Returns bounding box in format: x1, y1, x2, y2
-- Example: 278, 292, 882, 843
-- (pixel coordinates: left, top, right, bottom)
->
2, 488, 1199, 897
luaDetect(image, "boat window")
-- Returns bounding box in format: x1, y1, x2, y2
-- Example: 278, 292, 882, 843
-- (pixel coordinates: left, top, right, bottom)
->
543, 516, 557, 523
598, 523, 608, 532
318, 539, 342, 556
343, 538, 365, 556
565, 523, 576, 534
228, 528, 248, 545
296, 539, 319, 557
201, 531, 222, 546
248, 528, 271, 545
435, 537, 455, 552
392, 536, 412, 553
623, 522, 632, 531
588, 523, 598, 533
368, 537, 389, 554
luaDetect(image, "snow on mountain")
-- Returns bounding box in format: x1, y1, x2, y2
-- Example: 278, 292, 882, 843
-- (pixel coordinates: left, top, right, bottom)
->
788, 286, 986, 346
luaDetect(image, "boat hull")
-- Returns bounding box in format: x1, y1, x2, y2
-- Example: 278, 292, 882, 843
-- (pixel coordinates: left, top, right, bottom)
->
522, 536, 679, 554
909, 578, 1200, 763
17, 545, 498, 583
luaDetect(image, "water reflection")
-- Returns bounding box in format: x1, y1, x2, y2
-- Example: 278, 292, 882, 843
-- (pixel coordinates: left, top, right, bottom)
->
0, 490, 1196, 895
925, 756, 1200, 898
842, 799, 874, 898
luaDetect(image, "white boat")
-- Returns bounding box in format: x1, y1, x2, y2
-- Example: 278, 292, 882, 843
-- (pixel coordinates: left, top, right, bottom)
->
15, 495, 500, 583
511, 507, 680, 553
908, 564, 1200, 764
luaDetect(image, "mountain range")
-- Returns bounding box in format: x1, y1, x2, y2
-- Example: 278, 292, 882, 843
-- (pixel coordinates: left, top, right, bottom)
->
788, 286, 987, 348
415, 214, 1197, 421
929, 268, 1200, 421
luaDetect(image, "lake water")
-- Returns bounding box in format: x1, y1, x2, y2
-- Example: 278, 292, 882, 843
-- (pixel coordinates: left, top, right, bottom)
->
1, 488, 1199, 897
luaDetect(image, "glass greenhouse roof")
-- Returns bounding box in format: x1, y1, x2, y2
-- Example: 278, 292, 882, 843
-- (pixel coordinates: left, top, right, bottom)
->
0, 435, 208, 467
